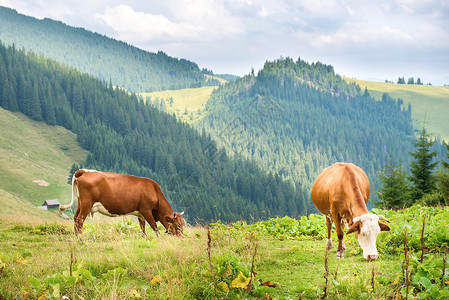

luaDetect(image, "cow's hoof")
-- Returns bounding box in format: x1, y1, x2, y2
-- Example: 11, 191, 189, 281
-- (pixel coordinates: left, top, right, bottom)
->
336, 250, 345, 258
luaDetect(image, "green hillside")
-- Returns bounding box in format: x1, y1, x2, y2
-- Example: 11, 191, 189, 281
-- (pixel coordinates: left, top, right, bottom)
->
0, 107, 87, 214
198, 57, 420, 206
0, 6, 219, 92
346, 78, 449, 141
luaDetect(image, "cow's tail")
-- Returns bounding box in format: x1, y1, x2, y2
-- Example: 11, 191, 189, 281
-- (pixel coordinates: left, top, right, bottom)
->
59, 170, 84, 211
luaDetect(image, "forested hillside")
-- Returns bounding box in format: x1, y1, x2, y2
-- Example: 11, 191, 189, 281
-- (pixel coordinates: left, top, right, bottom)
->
0, 42, 307, 221
0, 6, 219, 92
199, 57, 435, 202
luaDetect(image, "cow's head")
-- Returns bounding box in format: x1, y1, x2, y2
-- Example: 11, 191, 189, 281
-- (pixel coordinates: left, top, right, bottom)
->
346, 213, 390, 260
165, 211, 185, 237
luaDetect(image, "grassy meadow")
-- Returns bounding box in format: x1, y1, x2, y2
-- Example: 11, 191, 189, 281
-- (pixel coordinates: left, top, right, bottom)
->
1, 205, 447, 299
0, 108, 87, 207
140, 86, 218, 124
345, 78, 449, 141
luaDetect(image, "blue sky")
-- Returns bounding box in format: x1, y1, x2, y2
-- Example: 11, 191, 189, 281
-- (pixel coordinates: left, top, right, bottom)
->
1, 0, 448, 84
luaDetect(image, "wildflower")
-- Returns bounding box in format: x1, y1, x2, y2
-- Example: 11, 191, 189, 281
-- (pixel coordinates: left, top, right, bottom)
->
150, 276, 163, 285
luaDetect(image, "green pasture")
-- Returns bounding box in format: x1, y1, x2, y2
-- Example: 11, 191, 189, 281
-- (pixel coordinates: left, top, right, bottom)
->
140, 86, 217, 124
345, 78, 449, 141
0, 108, 87, 207
0, 205, 447, 299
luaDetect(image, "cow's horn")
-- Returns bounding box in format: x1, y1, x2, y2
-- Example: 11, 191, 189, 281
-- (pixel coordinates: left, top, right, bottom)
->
378, 215, 390, 222
180, 209, 185, 216
353, 216, 361, 223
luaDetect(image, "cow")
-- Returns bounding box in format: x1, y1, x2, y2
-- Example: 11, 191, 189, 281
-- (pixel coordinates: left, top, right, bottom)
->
59, 169, 184, 237
311, 163, 390, 260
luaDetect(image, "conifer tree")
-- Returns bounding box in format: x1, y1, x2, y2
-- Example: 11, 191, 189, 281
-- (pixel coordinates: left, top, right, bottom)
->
442, 142, 449, 171
376, 153, 411, 209
408, 123, 438, 200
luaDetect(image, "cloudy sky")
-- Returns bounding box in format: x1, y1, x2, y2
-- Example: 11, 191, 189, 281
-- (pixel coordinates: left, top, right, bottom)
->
1, 0, 449, 84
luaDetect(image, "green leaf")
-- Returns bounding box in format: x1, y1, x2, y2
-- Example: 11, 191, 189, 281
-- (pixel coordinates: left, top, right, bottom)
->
27, 276, 42, 289
419, 277, 433, 290
79, 268, 93, 282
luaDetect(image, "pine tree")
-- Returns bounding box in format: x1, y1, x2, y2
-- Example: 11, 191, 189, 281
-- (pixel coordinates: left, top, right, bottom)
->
408, 123, 438, 200
442, 142, 449, 171
376, 153, 411, 209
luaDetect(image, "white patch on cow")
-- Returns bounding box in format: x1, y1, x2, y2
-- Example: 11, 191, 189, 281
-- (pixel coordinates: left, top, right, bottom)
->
355, 214, 381, 260
82, 169, 97, 173
90, 202, 143, 219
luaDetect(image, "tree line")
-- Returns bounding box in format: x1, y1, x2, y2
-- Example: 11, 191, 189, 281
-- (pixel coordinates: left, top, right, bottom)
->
0, 41, 307, 222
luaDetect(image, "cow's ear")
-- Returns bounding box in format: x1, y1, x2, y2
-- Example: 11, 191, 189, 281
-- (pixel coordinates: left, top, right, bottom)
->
165, 216, 173, 223
378, 221, 391, 232
346, 221, 361, 234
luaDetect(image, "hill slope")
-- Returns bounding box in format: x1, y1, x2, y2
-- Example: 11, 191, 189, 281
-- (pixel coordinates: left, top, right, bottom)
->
0, 107, 87, 215
0, 6, 219, 92
345, 78, 449, 141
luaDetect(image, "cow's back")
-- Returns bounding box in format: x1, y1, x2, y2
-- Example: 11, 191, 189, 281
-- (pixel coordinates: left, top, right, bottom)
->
311, 163, 370, 215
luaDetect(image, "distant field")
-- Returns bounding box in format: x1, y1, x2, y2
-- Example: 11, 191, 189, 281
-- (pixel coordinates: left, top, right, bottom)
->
140, 86, 217, 123
345, 78, 449, 141
0, 108, 87, 209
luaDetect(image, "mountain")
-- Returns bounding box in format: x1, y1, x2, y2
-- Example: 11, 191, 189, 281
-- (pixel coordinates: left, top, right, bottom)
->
198, 57, 425, 205
0, 41, 307, 222
0, 6, 219, 93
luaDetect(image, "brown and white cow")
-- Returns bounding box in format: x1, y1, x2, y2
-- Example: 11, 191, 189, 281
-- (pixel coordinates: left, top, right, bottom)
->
311, 163, 390, 260
60, 169, 184, 237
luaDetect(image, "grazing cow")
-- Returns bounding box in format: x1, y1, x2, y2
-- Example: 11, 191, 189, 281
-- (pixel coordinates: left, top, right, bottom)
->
60, 169, 184, 237
311, 163, 390, 260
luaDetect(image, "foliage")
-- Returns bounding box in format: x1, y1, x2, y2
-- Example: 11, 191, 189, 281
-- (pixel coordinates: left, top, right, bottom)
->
0, 40, 306, 222
374, 205, 449, 254
377, 250, 449, 299
0, 7, 219, 92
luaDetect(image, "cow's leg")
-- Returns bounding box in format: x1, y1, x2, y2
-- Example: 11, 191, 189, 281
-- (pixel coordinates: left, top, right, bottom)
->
138, 217, 147, 237
333, 213, 345, 258
325, 216, 333, 250
140, 210, 160, 237
74, 197, 91, 235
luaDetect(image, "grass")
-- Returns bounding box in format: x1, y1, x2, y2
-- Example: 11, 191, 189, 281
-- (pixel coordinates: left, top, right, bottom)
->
0, 215, 414, 299
140, 86, 218, 124
0, 107, 87, 207
345, 78, 449, 141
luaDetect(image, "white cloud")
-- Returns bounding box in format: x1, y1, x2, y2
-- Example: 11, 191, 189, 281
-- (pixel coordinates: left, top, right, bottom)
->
0, 0, 447, 81
95, 2, 244, 43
